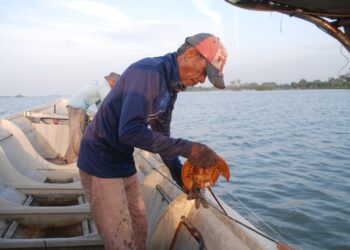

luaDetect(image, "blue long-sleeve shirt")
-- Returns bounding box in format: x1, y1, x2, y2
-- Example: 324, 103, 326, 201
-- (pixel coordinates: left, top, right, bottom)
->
77, 53, 192, 178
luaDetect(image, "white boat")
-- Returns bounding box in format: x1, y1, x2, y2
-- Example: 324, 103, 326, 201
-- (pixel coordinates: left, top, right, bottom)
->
0, 98, 287, 249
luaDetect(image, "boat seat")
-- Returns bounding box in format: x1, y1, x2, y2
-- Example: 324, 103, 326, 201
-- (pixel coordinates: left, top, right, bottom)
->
0, 198, 90, 228
0, 234, 103, 249
11, 117, 59, 159
9, 183, 83, 196
3, 117, 69, 160
0, 126, 12, 142
0, 147, 82, 194
0, 120, 78, 182
0, 132, 46, 182
0, 175, 27, 205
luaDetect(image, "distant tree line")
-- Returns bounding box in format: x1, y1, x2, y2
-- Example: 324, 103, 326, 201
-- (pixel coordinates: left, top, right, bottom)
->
186, 73, 350, 91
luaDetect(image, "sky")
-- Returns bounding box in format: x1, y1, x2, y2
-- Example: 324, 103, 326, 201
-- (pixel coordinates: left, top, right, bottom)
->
0, 0, 348, 96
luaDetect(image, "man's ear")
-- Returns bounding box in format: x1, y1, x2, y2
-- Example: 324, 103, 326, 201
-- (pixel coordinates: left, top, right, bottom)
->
184, 47, 199, 60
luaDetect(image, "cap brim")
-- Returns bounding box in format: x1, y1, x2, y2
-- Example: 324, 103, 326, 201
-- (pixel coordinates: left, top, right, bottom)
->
206, 62, 225, 89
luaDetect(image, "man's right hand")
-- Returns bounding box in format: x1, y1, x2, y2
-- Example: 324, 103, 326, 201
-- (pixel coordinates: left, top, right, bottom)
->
187, 142, 219, 169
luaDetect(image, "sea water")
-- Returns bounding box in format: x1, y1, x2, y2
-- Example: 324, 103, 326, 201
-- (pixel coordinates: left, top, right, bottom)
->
0, 96, 62, 117
1, 90, 349, 249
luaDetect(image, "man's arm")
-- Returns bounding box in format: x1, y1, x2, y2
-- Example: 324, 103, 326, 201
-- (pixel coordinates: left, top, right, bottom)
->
118, 67, 220, 181
118, 69, 192, 158
160, 155, 183, 187
149, 109, 184, 187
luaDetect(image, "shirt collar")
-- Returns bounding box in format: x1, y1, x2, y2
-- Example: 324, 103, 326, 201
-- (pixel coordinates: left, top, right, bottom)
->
164, 52, 186, 93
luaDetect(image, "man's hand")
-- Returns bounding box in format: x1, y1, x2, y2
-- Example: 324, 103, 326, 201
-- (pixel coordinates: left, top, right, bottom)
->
188, 142, 219, 168
187, 187, 209, 209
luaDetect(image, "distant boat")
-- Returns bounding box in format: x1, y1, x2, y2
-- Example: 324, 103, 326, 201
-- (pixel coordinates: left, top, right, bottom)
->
14, 94, 25, 98
0, 98, 289, 249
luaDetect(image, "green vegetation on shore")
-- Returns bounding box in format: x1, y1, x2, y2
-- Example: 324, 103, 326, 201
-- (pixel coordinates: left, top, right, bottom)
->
186, 73, 350, 91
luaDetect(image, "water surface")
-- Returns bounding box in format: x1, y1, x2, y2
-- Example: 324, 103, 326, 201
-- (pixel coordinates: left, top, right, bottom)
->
0, 96, 61, 117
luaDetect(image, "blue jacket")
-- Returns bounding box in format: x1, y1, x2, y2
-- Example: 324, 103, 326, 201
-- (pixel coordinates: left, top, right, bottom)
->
67, 79, 111, 110
77, 53, 192, 184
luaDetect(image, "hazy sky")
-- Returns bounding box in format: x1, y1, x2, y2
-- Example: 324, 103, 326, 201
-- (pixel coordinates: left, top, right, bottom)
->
0, 0, 348, 96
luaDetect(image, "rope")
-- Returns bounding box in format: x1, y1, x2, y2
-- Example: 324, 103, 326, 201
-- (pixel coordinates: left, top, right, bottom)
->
338, 44, 349, 77
229, 193, 291, 245
207, 187, 228, 216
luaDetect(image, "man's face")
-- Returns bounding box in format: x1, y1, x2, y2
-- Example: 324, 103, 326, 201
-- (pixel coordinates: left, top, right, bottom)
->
178, 47, 206, 87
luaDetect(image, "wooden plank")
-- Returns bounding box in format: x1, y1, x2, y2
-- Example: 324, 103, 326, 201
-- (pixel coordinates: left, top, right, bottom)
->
25, 112, 68, 120
78, 196, 89, 236
3, 195, 33, 239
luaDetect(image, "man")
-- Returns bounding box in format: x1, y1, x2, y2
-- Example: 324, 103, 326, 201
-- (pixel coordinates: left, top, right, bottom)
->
64, 72, 120, 164
77, 33, 227, 249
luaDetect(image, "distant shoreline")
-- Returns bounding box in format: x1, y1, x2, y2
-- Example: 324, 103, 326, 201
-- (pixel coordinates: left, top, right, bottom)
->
186, 86, 350, 92
187, 75, 350, 91
0, 95, 63, 98
187, 74, 350, 91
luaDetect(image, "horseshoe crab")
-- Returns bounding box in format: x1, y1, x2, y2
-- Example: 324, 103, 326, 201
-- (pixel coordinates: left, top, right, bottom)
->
181, 157, 231, 191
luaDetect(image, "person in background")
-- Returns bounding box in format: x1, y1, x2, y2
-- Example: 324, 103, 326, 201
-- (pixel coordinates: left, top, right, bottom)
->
77, 33, 227, 249
64, 72, 120, 164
